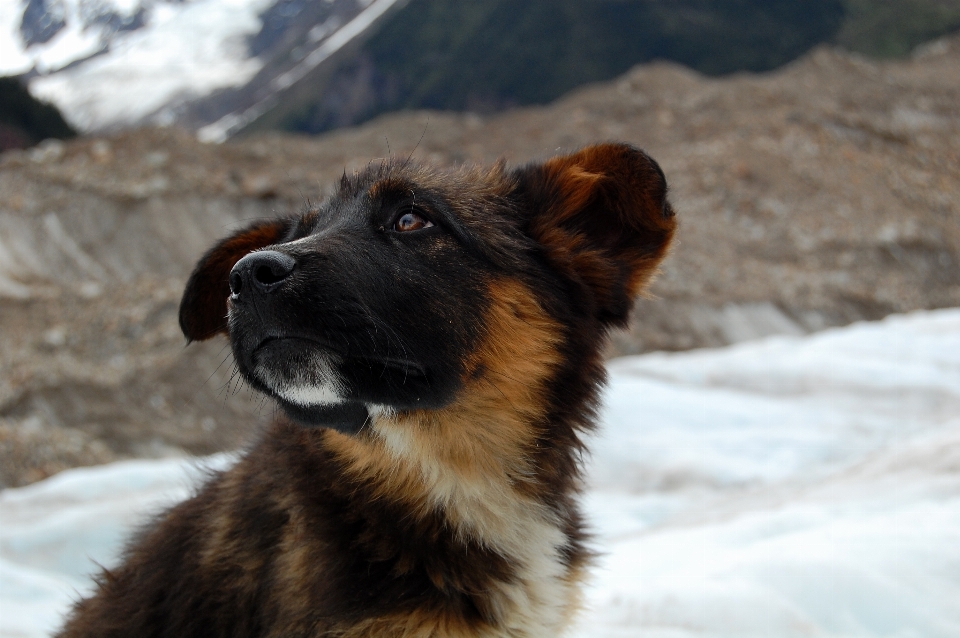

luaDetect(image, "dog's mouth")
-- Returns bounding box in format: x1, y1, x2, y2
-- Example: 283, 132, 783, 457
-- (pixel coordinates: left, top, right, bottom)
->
238, 332, 442, 427
252, 335, 428, 378
281, 400, 370, 434
353, 354, 428, 378
253, 334, 330, 355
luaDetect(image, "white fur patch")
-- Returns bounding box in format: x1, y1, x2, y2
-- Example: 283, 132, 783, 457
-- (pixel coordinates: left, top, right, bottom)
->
365, 403, 395, 419
257, 353, 344, 406
373, 417, 581, 638
276, 382, 342, 406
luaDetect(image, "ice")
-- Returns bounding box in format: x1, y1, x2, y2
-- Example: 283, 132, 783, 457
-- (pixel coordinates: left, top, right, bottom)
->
0, 454, 236, 637
578, 309, 960, 637
2, 309, 959, 637
197, 0, 403, 142
29, 0, 274, 131
0, 0, 33, 74
0, 0, 274, 131
2, 0, 396, 134
1, 0, 151, 76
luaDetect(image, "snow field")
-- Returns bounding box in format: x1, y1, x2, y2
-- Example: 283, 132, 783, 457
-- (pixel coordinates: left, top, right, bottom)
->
1, 0, 273, 131
578, 309, 960, 637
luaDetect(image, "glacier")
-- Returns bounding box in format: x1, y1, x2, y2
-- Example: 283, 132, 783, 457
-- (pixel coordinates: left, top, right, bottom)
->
1, 0, 274, 131
0, 0, 400, 134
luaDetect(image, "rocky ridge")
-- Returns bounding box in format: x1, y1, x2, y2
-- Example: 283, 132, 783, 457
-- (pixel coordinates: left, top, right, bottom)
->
0, 38, 957, 486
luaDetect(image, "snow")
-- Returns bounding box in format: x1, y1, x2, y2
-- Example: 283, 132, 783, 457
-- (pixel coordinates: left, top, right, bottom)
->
31, 0, 273, 131
2, 0, 399, 135
0, 0, 274, 131
0, 455, 236, 637
2, 309, 959, 637
197, 0, 404, 143
581, 309, 960, 637
1, 0, 151, 75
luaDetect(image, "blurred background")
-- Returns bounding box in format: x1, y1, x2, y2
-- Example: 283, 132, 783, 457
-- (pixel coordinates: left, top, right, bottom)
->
0, 0, 958, 486
2, 2, 960, 637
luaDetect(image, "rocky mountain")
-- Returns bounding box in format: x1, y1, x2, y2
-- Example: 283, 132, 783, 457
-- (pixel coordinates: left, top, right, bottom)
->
0, 36, 958, 487
4, 0, 959, 139
260, 0, 960, 135
246, 0, 845, 134
1, 0, 404, 134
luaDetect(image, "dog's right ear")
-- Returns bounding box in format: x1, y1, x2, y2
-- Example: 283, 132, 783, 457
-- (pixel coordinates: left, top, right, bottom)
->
512, 143, 677, 327
179, 218, 293, 342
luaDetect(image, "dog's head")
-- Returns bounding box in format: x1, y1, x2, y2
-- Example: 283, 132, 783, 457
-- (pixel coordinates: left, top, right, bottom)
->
179, 143, 675, 433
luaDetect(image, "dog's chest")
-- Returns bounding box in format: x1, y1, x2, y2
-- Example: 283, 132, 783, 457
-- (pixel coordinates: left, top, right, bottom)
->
473, 499, 581, 638
372, 422, 583, 637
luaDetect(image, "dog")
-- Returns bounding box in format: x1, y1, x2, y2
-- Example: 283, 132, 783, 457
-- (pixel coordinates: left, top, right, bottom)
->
57, 143, 676, 637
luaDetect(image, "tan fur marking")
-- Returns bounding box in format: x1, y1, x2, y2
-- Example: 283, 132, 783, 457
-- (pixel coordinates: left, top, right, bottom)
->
270, 492, 326, 633
330, 609, 480, 638
197, 472, 265, 595
368, 177, 406, 200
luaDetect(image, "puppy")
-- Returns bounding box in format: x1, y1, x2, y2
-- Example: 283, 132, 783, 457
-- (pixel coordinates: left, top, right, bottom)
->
57, 143, 676, 637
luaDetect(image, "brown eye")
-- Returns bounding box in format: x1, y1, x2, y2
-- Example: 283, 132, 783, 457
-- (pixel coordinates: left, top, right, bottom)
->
393, 211, 434, 232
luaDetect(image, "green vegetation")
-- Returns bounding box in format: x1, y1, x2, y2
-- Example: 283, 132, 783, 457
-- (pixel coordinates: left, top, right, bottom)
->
367, 0, 844, 113
368, 0, 848, 111
367, 0, 842, 108
255, 0, 960, 135
837, 0, 960, 57
0, 76, 76, 150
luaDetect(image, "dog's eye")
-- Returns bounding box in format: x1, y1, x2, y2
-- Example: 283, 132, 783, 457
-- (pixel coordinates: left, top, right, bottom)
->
393, 211, 434, 232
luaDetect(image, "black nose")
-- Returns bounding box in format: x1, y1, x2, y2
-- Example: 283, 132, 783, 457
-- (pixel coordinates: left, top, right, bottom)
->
229, 250, 296, 297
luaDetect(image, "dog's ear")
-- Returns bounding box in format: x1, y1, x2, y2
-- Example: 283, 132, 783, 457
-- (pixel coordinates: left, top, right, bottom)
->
179, 218, 293, 341
514, 143, 677, 326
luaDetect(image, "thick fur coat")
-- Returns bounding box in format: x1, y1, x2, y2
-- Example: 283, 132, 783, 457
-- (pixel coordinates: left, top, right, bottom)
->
57, 143, 676, 637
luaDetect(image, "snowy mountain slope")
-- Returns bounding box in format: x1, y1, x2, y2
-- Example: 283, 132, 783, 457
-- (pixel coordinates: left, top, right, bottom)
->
196, 0, 406, 142
2, 308, 959, 637
1, 0, 274, 130
2, 0, 149, 76
0, 0, 399, 133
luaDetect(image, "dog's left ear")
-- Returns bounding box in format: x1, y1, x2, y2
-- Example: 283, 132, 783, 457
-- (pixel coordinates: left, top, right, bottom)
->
179, 218, 293, 341
514, 143, 677, 326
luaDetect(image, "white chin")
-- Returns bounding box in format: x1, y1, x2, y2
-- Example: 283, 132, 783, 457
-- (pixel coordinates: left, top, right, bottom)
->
256, 355, 344, 407
275, 382, 344, 407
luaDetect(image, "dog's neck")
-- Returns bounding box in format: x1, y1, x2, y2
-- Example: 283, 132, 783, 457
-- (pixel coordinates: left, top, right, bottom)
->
282, 401, 370, 433
323, 405, 584, 638
319, 279, 588, 636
